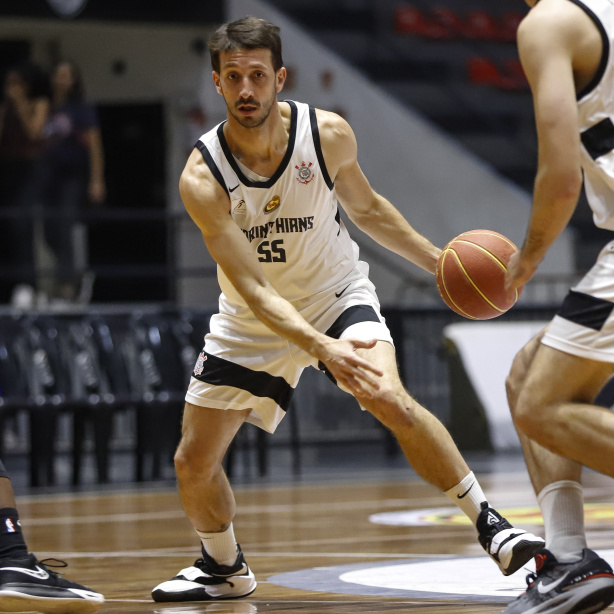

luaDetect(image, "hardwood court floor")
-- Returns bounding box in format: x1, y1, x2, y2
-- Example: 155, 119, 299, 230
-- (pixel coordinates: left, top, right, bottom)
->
11, 453, 614, 614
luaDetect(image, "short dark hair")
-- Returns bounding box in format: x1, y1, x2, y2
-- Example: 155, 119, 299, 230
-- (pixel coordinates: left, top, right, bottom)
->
208, 16, 283, 73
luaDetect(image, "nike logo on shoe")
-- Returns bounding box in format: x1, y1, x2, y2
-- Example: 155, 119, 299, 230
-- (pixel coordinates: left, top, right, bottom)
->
335, 284, 351, 298
457, 482, 475, 499
0, 565, 50, 579
537, 572, 570, 594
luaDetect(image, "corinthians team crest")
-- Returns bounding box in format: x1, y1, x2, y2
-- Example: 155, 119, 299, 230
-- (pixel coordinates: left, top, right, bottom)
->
295, 161, 315, 184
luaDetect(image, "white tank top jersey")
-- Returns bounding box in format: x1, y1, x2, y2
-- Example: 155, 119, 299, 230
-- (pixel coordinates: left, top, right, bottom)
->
576, 0, 614, 230
195, 100, 361, 307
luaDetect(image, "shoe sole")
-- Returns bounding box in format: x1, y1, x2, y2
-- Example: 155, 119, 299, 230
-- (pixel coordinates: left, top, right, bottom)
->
503, 538, 545, 576
508, 577, 614, 614
152, 584, 257, 602
0, 591, 103, 614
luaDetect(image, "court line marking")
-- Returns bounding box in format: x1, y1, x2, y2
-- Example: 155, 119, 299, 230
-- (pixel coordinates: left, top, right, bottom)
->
34, 550, 454, 559
13, 472, 544, 504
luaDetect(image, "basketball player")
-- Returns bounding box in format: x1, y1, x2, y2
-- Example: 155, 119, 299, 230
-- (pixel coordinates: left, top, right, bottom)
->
151, 16, 544, 602
503, 0, 614, 612
0, 462, 103, 612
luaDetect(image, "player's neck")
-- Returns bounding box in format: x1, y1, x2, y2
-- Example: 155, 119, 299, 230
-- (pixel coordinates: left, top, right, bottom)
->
224, 102, 290, 176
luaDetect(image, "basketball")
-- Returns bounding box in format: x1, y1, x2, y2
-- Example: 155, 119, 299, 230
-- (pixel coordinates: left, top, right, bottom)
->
435, 229, 521, 320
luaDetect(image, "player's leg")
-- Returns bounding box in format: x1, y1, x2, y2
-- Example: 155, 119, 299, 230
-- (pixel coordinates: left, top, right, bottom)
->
502, 333, 614, 614
152, 402, 256, 602
514, 343, 614, 476
175, 403, 250, 533
0, 462, 104, 614
352, 339, 543, 575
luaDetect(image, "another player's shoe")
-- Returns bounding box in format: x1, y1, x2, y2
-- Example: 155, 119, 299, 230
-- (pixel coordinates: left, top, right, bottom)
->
477, 501, 545, 576
0, 553, 104, 613
502, 548, 614, 614
152, 544, 256, 602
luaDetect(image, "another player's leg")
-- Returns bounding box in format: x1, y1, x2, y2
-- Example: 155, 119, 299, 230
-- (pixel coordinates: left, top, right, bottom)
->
152, 403, 256, 602
354, 339, 543, 575
501, 335, 614, 614
0, 470, 103, 614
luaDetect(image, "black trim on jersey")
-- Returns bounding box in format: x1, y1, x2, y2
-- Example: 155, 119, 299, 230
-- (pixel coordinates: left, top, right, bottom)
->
569, 0, 609, 101
557, 289, 614, 331
317, 305, 382, 382
217, 101, 298, 189
581, 118, 614, 159
309, 106, 334, 191
195, 140, 228, 194
193, 352, 294, 410
335, 208, 341, 236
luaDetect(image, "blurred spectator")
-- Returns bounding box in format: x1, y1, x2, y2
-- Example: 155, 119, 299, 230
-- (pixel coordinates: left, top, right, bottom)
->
0, 61, 50, 304
35, 59, 105, 302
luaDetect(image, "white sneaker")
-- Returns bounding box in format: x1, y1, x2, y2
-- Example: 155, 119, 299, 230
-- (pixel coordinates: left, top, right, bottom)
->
152, 545, 256, 602
477, 501, 545, 575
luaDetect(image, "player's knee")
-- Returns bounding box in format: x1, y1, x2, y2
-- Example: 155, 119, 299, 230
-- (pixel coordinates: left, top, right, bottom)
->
174, 439, 219, 483
505, 373, 520, 417
513, 401, 544, 439
365, 387, 419, 429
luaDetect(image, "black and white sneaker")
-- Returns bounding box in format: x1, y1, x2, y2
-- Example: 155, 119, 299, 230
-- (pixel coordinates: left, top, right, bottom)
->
477, 501, 545, 575
502, 548, 614, 614
0, 554, 104, 613
152, 545, 256, 602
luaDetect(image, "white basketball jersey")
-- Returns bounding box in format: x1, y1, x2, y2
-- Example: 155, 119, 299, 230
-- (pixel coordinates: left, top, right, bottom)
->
196, 100, 361, 306
576, 0, 614, 229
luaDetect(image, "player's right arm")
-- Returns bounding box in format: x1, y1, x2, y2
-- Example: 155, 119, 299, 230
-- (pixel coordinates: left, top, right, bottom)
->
180, 148, 383, 396
505, 1, 585, 293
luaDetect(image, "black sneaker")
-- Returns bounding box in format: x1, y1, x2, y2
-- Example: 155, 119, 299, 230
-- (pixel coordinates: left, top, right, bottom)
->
502, 548, 614, 614
0, 553, 104, 613
152, 545, 256, 602
477, 501, 545, 575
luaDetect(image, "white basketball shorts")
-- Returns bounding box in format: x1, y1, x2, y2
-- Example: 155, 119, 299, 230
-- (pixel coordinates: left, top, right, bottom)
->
185, 270, 394, 433
542, 239, 614, 362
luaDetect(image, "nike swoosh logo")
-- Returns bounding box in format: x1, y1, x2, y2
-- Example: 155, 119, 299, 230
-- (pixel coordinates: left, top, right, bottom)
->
537, 572, 569, 594
335, 284, 351, 298
0, 565, 50, 579
229, 184, 240, 193
457, 481, 475, 499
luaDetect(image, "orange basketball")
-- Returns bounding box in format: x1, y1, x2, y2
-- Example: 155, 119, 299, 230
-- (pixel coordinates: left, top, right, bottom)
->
435, 229, 521, 320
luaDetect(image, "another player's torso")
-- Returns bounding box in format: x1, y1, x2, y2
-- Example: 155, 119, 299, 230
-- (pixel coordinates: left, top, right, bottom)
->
197, 100, 358, 306
575, 0, 614, 229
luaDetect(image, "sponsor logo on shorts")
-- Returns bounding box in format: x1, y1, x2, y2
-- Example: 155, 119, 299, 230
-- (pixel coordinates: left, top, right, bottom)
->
194, 352, 207, 376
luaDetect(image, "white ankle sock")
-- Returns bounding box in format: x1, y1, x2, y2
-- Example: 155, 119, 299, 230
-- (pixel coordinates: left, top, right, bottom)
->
195, 523, 238, 566
444, 471, 487, 525
537, 480, 586, 563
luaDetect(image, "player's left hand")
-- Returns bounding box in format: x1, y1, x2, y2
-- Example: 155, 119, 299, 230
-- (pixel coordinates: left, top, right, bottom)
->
505, 251, 536, 302
317, 337, 383, 399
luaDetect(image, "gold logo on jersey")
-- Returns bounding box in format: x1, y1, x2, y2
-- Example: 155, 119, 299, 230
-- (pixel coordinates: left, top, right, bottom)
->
296, 161, 314, 184
264, 195, 281, 214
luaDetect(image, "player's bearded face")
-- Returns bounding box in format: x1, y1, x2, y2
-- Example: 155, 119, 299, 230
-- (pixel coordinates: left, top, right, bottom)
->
216, 49, 284, 129
227, 84, 277, 129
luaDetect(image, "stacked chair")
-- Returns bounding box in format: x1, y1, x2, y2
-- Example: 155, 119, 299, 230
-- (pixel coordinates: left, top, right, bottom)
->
0, 308, 213, 486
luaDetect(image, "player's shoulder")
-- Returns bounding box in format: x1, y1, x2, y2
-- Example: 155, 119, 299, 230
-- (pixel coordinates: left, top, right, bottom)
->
313, 107, 352, 137
180, 147, 228, 210
312, 107, 356, 167
519, 0, 593, 42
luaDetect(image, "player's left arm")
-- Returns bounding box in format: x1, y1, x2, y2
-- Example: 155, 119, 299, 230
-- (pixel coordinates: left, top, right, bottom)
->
317, 109, 440, 275
505, 5, 584, 292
